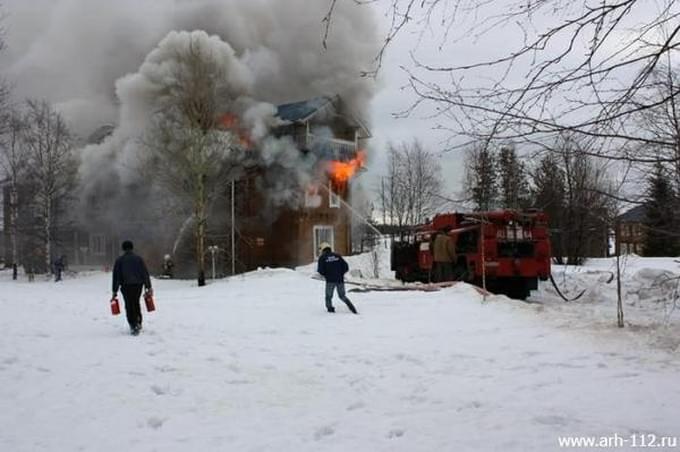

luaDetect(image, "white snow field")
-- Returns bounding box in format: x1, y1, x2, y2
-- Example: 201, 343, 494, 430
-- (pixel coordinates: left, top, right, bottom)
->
1, 258, 679, 452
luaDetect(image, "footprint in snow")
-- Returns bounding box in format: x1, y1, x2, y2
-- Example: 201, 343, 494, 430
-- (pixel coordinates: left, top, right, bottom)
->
387, 429, 405, 439
314, 426, 335, 441
150, 385, 167, 396
457, 400, 483, 412
613, 372, 640, 378
346, 401, 365, 411
533, 415, 573, 427
147, 417, 166, 429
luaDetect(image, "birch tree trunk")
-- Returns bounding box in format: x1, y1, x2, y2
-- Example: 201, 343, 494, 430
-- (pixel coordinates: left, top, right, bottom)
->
9, 184, 18, 279
195, 173, 207, 287
44, 195, 51, 273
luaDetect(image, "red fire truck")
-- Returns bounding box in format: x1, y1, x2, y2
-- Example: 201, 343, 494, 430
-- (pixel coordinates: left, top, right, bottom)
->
391, 210, 551, 299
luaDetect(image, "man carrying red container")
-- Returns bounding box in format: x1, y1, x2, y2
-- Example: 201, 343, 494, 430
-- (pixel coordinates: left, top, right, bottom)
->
112, 241, 153, 335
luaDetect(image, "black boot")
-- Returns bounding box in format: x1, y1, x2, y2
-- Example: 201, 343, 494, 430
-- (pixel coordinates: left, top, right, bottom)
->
345, 301, 358, 314
327, 306, 335, 313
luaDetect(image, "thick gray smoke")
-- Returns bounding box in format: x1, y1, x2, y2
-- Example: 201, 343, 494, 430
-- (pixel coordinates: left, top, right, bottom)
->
0, 0, 379, 227
1, 0, 378, 134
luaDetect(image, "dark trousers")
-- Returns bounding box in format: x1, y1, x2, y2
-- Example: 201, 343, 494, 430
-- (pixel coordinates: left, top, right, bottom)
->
325, 282, 356, 312
121, 284, 143, 329
433, 262, 454, 283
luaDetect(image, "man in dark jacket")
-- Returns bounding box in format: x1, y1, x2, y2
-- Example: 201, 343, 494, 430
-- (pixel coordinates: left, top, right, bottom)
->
316, 242, 358, 314
112, 241, 152, 335
53, 255, 66, 282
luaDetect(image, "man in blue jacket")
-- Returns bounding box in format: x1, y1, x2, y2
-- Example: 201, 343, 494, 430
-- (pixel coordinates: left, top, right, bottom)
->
316, 242, 358, 314
112, 241, 153, 335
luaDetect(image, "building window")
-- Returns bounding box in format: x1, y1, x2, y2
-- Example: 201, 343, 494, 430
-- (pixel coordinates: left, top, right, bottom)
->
313, 225, 334, 259
329, 181, 340, 208
90, 233, 106, 256
305, 184, 322, 208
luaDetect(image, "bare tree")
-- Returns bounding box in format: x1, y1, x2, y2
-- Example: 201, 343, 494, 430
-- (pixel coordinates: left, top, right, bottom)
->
0, 109, 26, 277
553, 135, 614, 264
22, 100, 77, 273
634, 63, 680, 191
377, 141, 443, 233
326, 1, 680, 163
141, 35, 244, 287
0, 1, 9, 134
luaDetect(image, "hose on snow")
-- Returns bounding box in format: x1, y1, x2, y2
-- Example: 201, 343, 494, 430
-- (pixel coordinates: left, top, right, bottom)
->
549, 273, 587, 302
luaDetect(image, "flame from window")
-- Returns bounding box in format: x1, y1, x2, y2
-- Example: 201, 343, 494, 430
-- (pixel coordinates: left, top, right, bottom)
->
328, 150, 366, 183
219, 113, 253, 149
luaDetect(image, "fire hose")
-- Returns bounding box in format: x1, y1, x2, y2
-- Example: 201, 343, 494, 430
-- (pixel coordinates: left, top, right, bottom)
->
549, 273, 587, 302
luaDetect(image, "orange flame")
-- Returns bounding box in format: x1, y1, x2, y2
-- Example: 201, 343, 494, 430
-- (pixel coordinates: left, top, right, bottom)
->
328, 150, 366, 183
219, 113, 254, 149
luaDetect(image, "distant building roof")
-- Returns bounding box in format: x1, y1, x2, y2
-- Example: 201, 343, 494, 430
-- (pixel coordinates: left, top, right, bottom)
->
276, 96, 334, 122
87, 124, 115, 145
618, 204, 647, 223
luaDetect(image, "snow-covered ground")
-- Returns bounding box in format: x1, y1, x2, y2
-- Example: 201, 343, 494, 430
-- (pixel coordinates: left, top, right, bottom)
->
1, 256, 679, 452
535, 256, 680, 351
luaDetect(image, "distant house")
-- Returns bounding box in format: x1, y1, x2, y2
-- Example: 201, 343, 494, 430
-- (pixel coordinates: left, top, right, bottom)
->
617, 204, 647, 255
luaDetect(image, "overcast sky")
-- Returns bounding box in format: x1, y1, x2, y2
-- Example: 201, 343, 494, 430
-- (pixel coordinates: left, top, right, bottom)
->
0, 0, 527, 199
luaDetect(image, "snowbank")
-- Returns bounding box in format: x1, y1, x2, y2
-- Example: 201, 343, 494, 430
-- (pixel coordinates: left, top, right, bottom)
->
533, 257, 680, 350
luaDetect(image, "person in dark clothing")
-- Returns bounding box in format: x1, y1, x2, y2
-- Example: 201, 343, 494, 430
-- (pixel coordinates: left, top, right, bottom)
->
112, 241, 152, 335
316, 242, 358, 314
162, 254, 174, 279
53, 255, 66, 282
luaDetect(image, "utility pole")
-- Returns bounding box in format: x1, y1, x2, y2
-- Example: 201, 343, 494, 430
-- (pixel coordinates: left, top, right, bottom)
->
615, 221, 624, 328
481, 221, 487, 301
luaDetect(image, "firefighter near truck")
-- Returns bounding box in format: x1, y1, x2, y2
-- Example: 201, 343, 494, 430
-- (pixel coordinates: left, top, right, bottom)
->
390, 210, 552, 300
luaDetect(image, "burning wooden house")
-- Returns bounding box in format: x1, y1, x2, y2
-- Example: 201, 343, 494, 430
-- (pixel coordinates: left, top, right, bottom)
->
229, 95, 370, 270
3, 95, 370, 275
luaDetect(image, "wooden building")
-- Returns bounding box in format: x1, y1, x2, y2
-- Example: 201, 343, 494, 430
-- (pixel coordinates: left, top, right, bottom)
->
232, 95, 370, 270
617, 205, 646, 255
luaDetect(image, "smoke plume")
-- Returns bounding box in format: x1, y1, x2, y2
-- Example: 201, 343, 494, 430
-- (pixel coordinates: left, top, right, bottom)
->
1, 0, 378, 134
0, 0, 379, 258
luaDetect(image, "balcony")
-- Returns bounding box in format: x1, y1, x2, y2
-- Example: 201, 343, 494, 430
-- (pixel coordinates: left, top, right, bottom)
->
292, 134, 357, 161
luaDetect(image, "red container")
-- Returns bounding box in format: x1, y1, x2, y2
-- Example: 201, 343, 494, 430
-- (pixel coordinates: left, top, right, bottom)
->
110, 297, 120, 315
144, 292, 156, 312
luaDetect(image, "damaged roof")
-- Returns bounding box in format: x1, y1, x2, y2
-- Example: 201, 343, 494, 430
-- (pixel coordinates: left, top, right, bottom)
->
276, 95, 371, 138
276, 96, 334, 122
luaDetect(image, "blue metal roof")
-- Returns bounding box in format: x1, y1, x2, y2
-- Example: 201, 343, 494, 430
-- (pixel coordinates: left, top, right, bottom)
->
276, 96, 333, 122
618, 204, 647, 223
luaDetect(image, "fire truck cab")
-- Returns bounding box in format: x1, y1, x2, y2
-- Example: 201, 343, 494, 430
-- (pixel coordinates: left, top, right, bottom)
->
391, 210, 551, 300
